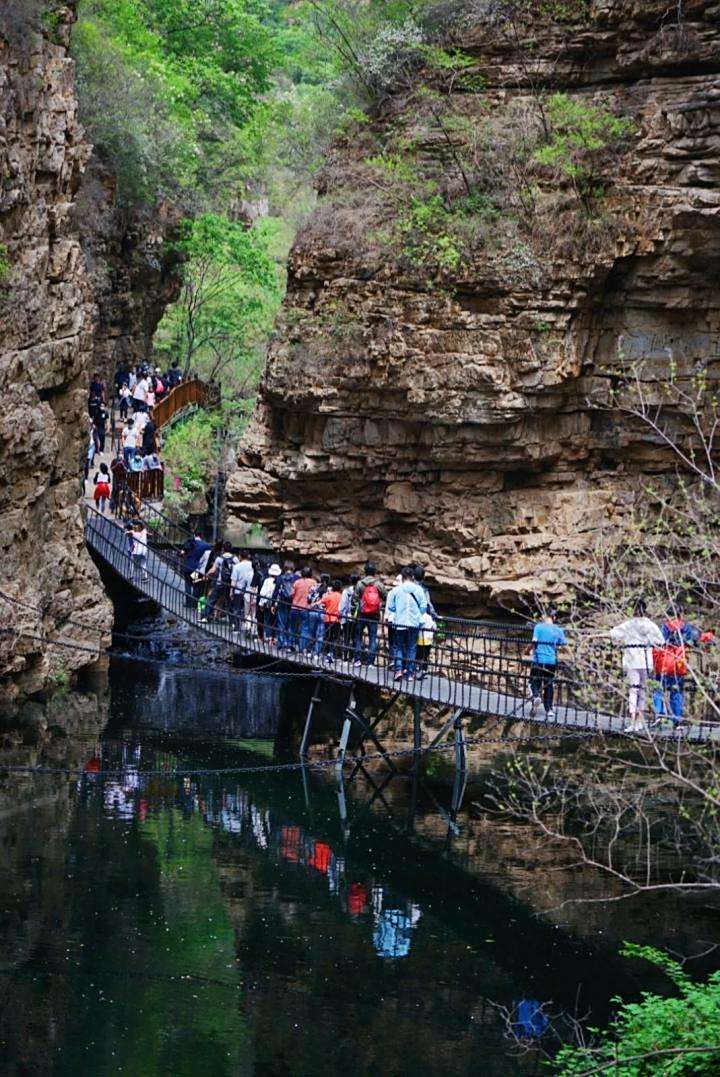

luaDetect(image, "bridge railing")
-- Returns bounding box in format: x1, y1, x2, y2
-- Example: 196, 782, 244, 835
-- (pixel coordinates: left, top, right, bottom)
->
85, 509, 720, 734
152, 377, 217, 432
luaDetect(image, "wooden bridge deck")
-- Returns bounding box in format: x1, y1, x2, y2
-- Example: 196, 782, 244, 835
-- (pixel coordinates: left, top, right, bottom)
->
85, 512, 720, 744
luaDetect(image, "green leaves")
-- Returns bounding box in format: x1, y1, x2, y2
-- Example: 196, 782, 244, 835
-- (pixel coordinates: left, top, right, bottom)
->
73, 0, 280, 206
155, 212, 283, 389
555, 947, 720, 1075
534, 92, 634, 210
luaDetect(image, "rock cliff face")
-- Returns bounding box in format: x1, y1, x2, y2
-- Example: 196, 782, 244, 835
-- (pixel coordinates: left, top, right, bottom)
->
0, 4, 179, 699
230, 0, 720, 611
0, 3, 112, 698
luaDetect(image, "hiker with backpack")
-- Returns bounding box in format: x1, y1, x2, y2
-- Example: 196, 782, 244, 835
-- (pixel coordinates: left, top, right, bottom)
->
181, 531, 211, 609
202, 541, 237, 623
651, 605, 713, 726
353, 562, 386, 667
385, 566, 428, 680
272, 561, 299, 649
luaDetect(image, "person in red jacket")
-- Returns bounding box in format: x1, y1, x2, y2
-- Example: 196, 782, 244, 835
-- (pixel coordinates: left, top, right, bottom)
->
652, 605, 714, 726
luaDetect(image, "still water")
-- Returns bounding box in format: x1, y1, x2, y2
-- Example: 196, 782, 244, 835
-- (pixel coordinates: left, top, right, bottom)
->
1, 659, 717, 1075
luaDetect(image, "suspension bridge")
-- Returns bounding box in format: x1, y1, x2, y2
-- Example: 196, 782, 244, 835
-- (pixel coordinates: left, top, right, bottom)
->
83, 506, 720, 750
76, 373, 720, 755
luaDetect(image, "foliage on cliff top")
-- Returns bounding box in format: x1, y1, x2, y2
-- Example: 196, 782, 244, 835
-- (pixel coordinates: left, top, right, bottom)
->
73, 0, 281, 206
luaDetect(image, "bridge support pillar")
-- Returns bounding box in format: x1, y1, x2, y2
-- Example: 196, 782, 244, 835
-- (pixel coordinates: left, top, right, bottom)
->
299, 677, 324, 761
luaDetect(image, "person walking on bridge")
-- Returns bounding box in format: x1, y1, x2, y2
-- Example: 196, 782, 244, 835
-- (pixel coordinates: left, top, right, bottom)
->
610, 599, 664, 732
130, 521, 148, 582
230, 549, 254, 634
121, 421, 137, 467
92, 463, 111, 514
353, 562, 386, 667
141, 417, 156, 457
339, 573, 359, 660
203, 542, 237, 623
182, 531, 211, 608
166, 360, 183, 389
132, 372, 149, 413
291, 566, 318, 655
258, 564, 281, 641
652, 604, 713, 727
526, 607, 566, 720
320, 580, 343, 663
386, 567, 427, 681
109, 453, 127, 513
272, 561, 299, 650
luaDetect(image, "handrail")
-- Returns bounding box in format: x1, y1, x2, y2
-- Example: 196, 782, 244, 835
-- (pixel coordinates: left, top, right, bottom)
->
153, 378, 216, 431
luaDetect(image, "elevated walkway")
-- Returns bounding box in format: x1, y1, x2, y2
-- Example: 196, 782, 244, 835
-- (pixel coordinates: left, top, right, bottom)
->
84, 509, 720, 745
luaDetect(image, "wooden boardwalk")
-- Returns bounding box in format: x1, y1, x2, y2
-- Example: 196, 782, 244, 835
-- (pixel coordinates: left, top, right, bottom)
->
84, 512, 720, 745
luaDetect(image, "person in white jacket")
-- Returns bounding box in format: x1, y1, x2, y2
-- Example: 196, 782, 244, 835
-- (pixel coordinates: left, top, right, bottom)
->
610, 599, 665, 732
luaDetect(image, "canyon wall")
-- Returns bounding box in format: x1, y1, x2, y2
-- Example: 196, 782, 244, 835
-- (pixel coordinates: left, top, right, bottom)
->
229, 0, 720, 612
0, 3, 179, 698
0, 3, 111, 698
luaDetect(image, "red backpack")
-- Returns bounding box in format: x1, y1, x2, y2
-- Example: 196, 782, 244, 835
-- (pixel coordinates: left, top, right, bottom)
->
653, 644, 688, 677
360, 583, 381, 615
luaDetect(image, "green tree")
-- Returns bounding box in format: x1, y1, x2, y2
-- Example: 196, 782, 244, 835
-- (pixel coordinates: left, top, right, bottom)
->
535, 92, 634, 211
73, 0, 281, 206
155, 212, 281, 386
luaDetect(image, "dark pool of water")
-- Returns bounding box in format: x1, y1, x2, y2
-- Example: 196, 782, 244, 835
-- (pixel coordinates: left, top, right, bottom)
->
1, 662, 718, 1075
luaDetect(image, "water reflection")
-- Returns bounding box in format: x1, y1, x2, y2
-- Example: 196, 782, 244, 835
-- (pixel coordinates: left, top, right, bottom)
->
87, 746, 426, 966
3, 667, 720, 1075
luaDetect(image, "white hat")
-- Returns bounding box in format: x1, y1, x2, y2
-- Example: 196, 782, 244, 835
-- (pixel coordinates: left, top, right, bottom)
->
268, 563, 281, 577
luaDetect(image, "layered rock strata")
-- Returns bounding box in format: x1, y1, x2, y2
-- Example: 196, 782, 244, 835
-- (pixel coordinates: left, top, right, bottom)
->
0, 4, 109, 698
230, 0, 720, 611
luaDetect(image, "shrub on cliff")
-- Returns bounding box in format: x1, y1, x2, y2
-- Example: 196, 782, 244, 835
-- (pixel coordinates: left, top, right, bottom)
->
535, 93, 634, 212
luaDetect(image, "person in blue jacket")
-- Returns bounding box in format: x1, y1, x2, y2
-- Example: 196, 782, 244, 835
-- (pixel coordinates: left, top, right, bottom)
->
526, 606, 567, 720
386, 566, 427, 680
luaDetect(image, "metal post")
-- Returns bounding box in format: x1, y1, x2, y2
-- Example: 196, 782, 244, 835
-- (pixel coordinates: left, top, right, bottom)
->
412, 697, 422, 756
299, 677, 323, 761
450, 709, 467, 822
337, 717, 352, 776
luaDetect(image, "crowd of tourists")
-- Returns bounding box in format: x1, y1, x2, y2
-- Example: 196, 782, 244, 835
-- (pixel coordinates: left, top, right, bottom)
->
85, 362, 183, 513
84, 371, 715, 730
180, 542, 438, 681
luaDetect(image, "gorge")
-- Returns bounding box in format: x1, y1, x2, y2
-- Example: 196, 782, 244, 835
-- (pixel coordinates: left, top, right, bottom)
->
2, 5, 720, 1072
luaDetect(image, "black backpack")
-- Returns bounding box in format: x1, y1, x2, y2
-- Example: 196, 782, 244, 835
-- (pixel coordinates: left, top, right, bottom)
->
220, 554, 235, 585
